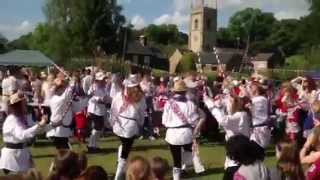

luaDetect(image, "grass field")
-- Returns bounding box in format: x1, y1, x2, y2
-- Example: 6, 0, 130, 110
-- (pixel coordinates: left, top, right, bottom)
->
26, 136, 277, 180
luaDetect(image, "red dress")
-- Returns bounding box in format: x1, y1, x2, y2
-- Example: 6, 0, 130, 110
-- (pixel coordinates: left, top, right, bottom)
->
74, 110, 88, 139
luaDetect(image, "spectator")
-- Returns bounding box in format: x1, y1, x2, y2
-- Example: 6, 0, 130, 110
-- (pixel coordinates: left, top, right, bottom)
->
151, 157, 169, 180
126, 156, 153, 180
76, 166, 108, 180
226, 135, 269, 180
269, 139, 304, 180
47, 150, 83, 180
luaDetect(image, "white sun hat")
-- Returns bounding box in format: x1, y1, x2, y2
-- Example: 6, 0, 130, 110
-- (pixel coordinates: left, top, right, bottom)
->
95, 72, 106, 81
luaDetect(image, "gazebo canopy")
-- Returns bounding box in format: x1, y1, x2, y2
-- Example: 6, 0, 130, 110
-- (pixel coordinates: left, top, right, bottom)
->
0, 50, 54, 67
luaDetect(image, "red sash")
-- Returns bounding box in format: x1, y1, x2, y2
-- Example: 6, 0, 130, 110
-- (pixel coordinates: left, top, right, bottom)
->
169, 100, 189, 124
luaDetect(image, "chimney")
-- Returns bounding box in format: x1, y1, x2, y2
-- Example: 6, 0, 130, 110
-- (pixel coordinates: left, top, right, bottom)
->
139, 35, 147, 47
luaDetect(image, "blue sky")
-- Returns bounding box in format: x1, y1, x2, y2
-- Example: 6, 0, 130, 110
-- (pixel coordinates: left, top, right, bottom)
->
0, 0, 310, 40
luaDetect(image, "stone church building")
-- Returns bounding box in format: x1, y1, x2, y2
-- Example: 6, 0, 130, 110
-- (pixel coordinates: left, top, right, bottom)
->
169, 0, 243, 74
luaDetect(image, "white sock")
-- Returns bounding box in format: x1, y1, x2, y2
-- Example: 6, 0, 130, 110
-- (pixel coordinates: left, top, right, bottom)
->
172, 167, 181, 180
114, 158, 126, 180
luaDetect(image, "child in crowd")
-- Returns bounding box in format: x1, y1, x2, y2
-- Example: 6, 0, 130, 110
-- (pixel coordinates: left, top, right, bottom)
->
76, 166, 108, 180
226, 135, 269, 180
151, 157, 169, 180
269, 139, 304, 180
126, 156, 153, 180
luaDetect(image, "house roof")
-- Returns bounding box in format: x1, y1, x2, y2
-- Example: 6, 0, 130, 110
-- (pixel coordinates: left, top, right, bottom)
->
254, 53, 274, 62
126, 41, 154, 56
126, 41, 166, 59
0, 50, 54, 67
198, 48, 243, 65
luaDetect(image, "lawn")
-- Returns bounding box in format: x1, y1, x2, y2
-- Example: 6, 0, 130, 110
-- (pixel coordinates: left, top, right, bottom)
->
27, 136, 276, 180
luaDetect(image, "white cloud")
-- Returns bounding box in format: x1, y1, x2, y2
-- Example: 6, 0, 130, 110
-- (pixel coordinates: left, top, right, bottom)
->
131, 15, 146, 29
154, 12, 189, 26
0, 20, 35, 41
275, 11, 308, 20
153, 0, 191, 30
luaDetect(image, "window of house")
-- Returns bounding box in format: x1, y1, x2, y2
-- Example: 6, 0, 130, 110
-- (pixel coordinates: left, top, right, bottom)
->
144, 56, 150, 66
194, 19, 199, 30
133, 55, 139, 64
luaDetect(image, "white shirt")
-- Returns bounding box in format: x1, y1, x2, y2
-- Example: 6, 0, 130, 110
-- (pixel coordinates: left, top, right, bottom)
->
82, 75, 93, 95
0, 114, 41, 172
204, 96, 251, 168
46, 86, 74, 138
251, 96, 269, 126
162, 97, 199, 145
2, 76, 17, 95
87, 84, 110, 116
111, 93, 146, 138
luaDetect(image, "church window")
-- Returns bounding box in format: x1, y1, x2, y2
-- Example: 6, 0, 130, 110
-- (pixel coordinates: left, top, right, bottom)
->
207, 19, 211, 30
194, 19, 199, 30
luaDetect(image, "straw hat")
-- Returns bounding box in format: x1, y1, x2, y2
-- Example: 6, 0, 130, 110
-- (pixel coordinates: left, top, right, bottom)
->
95, 72, 106, 81
124, 77, 140, 88
9, 92, 26, 105
40, 71, 47, 79
172, 80, 187, 92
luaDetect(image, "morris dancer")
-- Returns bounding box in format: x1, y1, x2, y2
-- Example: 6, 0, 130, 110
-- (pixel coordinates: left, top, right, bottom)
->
204, 94, 251, 180
111, 76, 146, 180
162, 80, 201, 180
87, 72, 110, 153
46, 74, 75, 150
0, 92, 48, 174
248, 81, 271, 148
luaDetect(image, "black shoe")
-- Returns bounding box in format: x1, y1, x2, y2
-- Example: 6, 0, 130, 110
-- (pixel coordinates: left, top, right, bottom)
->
87, 146, 97, 153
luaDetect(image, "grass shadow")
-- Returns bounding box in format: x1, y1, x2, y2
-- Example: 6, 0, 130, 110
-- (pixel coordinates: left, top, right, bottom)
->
33, 154, 55, 159
132, 144, 169, 151
182, 167, 225, 178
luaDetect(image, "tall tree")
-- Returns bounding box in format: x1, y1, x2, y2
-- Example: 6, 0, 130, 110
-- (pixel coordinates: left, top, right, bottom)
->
40, 0, 126, 62
0, 33, 8, 54
228, 8, 276, 53
144, 24, 188, 45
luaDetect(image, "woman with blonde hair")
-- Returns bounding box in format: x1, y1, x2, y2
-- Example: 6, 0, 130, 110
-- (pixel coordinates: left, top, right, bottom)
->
126, 156, 153, 180
111, 76, 146, 180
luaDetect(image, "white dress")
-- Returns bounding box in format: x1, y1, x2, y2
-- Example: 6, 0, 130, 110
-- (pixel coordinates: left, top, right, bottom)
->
162, 98, 199, 145
111, 93, 146, 138
0, 115, 41, 172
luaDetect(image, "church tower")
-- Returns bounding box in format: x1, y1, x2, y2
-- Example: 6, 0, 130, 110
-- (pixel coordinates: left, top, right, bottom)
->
188, 0, 217, 53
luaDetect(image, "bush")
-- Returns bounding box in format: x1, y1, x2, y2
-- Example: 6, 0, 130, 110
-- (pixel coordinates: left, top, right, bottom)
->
176, 52, 197, 73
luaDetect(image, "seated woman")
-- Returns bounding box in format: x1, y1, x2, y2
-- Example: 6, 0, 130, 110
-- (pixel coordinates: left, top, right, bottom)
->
226, 135, 269, 180
0, 92, 48, 174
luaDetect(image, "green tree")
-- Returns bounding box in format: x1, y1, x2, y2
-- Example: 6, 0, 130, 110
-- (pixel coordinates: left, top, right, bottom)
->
38, 0, 126, 62
266, 19, 303, 56
176, 52, 197, 73
144, 24, 187, 45
8, 33, 32, 50
228, 8, 276, 53
0, 33, 8, 54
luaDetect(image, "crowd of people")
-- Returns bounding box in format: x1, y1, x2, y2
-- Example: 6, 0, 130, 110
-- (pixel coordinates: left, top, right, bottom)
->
0, 66, 320, 180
